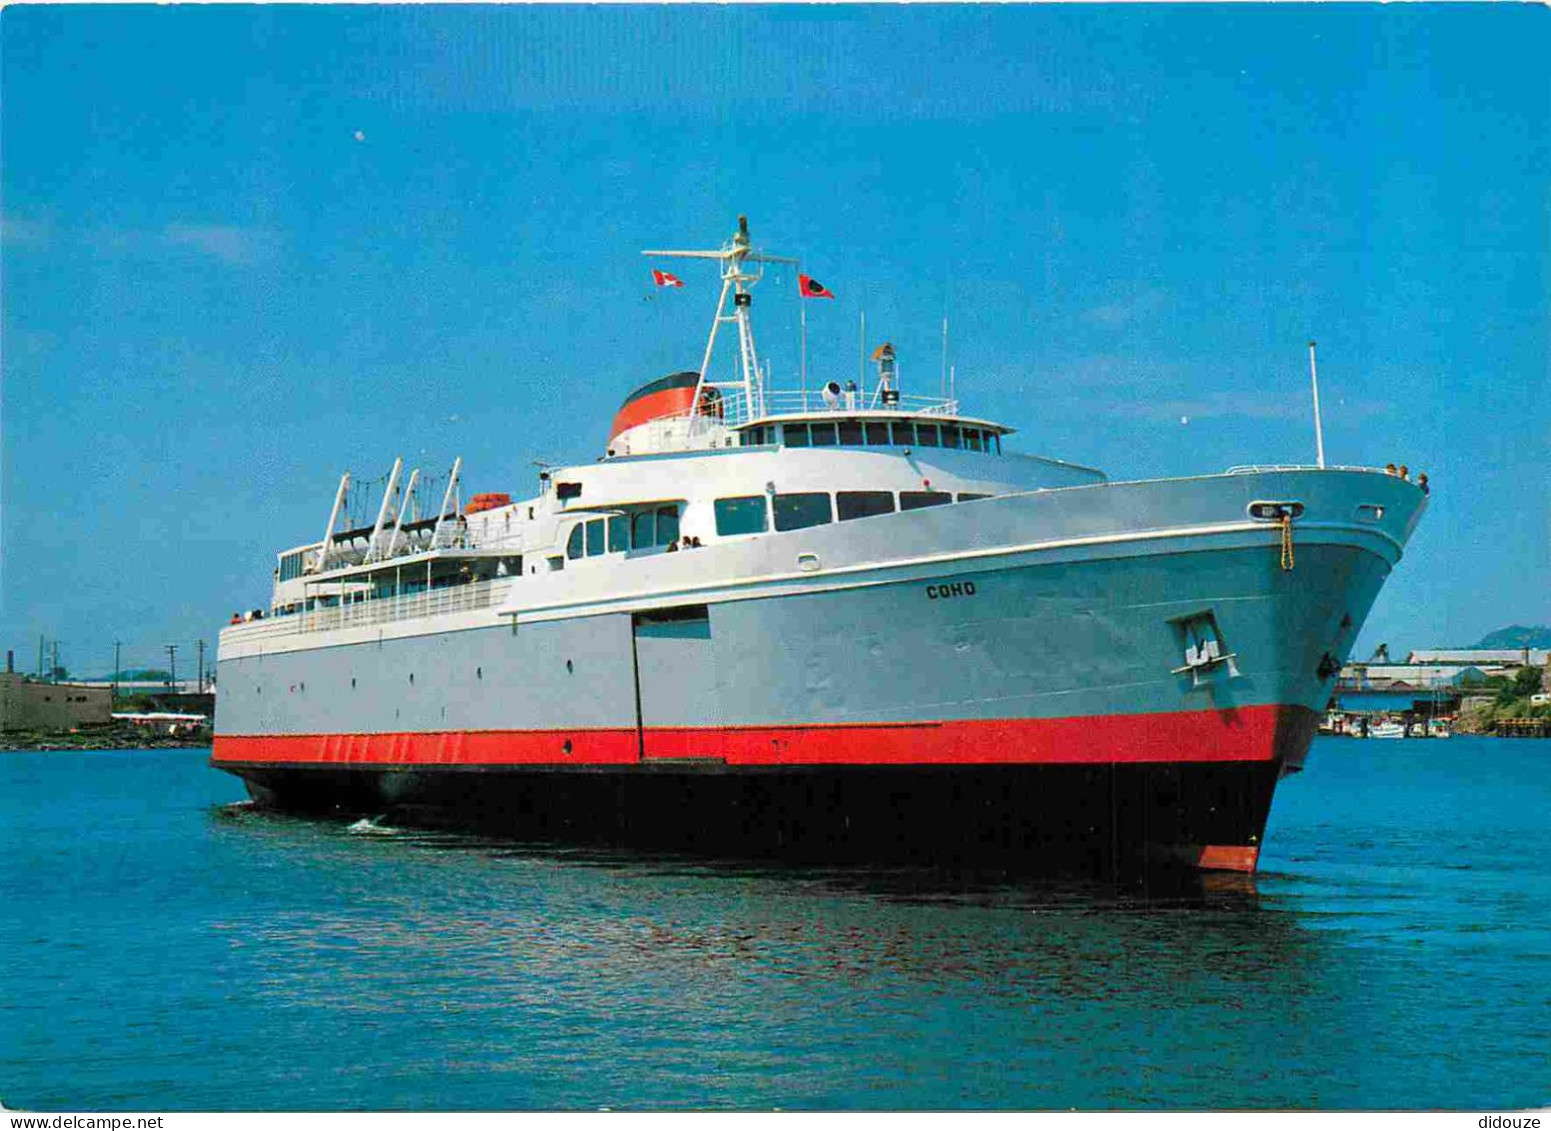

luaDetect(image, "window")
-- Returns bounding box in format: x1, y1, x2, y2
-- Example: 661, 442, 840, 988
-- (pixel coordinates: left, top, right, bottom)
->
865, 422, 890, 445
957, 492, 990, 502
837, 491, 896, 521
566, 525, 584, 560
838, 420, 864, 446
784, 424, 810, 447
900, 491, 952, 511
810, 422, 838, 446
990, 433, 1002, 455
656, 504, 680, 545
942, 425, 962, 449
631, 509, 655, 548
585, 519, 605, 557
715, 496, 768, 536
608, 516, 629, 553
279, 550, 307, 582
916, 424, 940, 447
964, 429, 983, 452
774, 492, 834, 531
891, 422, 915, 446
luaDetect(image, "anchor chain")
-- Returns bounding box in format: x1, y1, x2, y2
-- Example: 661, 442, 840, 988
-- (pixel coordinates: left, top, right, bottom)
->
1279, 511, 1295, 572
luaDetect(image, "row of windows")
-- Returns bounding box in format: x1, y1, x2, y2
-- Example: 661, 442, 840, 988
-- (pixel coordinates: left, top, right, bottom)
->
567, 504, 681, 560
278, 550, 308, 582
740, 421, 1002, 454
715, 490, 990, 536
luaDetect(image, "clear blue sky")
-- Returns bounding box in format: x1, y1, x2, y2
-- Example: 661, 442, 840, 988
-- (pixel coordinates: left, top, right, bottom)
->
3, 4, 1547, 676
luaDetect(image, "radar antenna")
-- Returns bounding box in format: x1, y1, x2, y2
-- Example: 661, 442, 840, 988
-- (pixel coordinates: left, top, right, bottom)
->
643, 214, 795, 425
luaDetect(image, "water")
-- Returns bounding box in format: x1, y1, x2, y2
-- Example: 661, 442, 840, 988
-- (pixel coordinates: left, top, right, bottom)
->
2, 737, 1548, 1111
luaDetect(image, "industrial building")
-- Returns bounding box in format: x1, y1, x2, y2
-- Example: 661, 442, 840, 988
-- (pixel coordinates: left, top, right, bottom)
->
0, 672, 113, 732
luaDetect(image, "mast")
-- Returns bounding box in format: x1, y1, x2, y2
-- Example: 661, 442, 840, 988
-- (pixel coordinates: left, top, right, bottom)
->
643, 215, 795, 425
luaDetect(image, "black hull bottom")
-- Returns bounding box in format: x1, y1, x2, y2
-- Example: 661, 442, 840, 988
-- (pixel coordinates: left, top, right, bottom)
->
225, 761, 1287, 876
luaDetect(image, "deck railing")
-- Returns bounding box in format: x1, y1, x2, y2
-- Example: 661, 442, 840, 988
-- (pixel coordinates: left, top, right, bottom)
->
222, 578, 515, 644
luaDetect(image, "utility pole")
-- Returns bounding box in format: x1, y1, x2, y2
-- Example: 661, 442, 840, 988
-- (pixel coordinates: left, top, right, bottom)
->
165, 644, 178, 693
196, 640, 206, 693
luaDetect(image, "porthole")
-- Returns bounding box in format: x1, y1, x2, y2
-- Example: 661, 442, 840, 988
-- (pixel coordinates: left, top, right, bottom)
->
476, 666, 483, 679
351, 677, 357, 689
409, 673, 415, 685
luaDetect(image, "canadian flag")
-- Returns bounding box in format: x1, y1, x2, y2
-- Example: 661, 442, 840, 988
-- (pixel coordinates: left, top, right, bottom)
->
651, 269, 685, 288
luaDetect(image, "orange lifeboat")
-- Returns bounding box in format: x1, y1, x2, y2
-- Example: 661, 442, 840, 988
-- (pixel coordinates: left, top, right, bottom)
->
466, 492, 512, 515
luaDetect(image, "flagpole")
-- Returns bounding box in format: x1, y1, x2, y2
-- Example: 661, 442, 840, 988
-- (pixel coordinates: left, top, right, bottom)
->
800, 284, 808, 411
1308, 340, 1326, 469
941, 317, 949, 400
858, 310, 866, 391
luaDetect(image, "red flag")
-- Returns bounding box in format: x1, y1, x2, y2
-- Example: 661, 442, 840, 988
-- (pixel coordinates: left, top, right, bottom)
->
798, 273, 835, 299
652, 269, 685, 288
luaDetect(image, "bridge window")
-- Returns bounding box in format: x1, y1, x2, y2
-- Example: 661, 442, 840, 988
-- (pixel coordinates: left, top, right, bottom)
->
656, 504, 680, 545
838, 420, 864, 446
810, 422, 838, 446
566, 524, 584, 560
774, 492, 834, 531
585, 519, 605, 557
865, 422, 890, 445
891, 422, 915, 445
631, 510, 654, 548
715, 496, 768, 536
783, 423, 810, 447
964, 429, 983, 452
941, 425, 962, 449
608, 516, 629, 553
837, 491, 895, 521
916, 424, 940, 448
900, 490, 952, 511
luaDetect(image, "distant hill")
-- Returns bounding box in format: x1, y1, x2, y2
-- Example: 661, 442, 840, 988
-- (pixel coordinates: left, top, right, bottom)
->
1472, 625, 1551, 649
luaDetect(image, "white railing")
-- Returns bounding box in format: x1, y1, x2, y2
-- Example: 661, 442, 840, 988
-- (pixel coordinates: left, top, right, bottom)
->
222, 578, 515, 644
693, 388, 962, 429
1225, 464, 1387, 475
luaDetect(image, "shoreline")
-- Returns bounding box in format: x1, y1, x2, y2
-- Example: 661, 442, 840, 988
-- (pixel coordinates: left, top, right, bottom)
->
1, 728, 211, 752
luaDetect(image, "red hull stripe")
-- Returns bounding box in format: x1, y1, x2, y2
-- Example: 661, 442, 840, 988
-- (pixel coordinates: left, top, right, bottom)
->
609, 386, 699, 441
213, 705, 1299, 769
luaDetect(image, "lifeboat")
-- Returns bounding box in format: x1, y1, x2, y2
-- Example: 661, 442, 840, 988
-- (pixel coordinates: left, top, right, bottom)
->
466, 492, 512, 515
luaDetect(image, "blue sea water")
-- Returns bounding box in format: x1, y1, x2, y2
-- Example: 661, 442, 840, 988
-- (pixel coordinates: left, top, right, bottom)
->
2, 737, 1548, 1112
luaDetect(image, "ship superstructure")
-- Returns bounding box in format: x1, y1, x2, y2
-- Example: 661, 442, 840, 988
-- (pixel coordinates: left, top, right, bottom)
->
213, 217, 1427, 874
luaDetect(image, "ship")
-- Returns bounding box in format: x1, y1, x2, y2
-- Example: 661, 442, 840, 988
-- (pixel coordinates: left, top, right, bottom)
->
212, 216, 1428, 874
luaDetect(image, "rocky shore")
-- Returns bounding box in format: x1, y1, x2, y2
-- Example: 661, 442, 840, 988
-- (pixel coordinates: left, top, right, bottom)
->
0, 725, 211, 752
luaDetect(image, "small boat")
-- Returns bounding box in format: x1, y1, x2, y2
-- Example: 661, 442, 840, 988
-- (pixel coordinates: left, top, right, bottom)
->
1368, 721, 1406, 739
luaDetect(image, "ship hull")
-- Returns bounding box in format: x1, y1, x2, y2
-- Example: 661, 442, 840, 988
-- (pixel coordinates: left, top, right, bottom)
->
213, 469, 1426, 873
232, 744, 1302, 875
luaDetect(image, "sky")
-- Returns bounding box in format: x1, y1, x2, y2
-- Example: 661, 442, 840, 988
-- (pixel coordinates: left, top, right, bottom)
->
2, 4, 1548, 677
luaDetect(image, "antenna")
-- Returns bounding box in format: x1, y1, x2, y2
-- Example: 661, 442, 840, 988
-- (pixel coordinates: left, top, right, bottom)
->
1308, 340, 1326, 469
